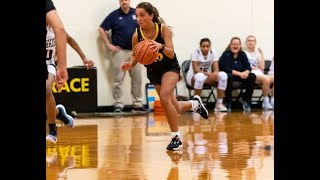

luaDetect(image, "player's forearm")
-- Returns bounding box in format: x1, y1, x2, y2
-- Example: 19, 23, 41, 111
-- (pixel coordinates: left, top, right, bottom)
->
130, 56, 138, 67
161, 44, 174, 59
67, 38, 86, 60
55, 29, 67, 68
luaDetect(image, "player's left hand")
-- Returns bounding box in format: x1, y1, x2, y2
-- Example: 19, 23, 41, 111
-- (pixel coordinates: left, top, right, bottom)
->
149, 40, 162, 52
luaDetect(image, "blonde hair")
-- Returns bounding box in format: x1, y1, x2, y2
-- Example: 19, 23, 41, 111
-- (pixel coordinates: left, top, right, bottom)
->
245, 35, 257, 51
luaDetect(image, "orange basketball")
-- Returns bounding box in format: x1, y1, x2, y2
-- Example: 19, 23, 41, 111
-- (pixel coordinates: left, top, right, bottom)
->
134, 40, 158, 65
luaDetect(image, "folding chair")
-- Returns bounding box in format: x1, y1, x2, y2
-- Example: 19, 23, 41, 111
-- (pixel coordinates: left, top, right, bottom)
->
181, 60, 216, 103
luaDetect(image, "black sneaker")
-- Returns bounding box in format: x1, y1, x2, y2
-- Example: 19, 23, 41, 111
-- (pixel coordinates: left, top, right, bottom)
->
166, 135, 182, 151
46, 126, 57, 144
224, 101, 232, 112
56, 104, 75, 128
193, 95, 209, 119
240, 98, 251, 112
114, 106, 123, 113
132, 106, 149, 112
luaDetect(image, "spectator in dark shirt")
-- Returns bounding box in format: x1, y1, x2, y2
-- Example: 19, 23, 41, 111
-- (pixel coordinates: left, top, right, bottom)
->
219, 37, 256, 111
98, 0, 147, 113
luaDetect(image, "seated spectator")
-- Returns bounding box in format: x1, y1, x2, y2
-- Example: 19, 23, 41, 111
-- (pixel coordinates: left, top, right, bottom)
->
244, 35, 273, 110
219, 37, 256, 111
186, 38, 228, 112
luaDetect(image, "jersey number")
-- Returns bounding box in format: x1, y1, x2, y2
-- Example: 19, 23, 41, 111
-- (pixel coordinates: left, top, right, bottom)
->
46, 49, 53, 61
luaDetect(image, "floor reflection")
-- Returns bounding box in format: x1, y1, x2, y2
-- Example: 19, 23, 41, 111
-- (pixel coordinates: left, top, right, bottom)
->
46, 110, 274, 180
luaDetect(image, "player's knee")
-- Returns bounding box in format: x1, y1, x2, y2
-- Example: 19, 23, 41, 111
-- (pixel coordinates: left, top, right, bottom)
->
194, 72, 207, 89
217, 71, 228, 90
218, 71, 228, 80
194, 72, 207, 81
159, 94, 170, 107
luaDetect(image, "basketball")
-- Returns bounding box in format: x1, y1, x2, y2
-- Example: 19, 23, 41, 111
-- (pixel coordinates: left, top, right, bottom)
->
134, 40, 158, 65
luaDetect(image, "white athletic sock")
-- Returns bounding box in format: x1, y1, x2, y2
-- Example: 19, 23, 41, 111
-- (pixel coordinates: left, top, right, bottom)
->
171, 131, 181, 140
190, 100, 199, 111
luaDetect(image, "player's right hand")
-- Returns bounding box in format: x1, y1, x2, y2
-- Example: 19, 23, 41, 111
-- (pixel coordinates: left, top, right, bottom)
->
56, 67, 68, 92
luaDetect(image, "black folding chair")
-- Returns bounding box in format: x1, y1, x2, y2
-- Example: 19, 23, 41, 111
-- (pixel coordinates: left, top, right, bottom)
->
181, 60, 216, 103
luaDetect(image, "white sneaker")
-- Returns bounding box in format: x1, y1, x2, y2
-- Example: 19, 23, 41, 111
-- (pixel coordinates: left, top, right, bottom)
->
214, 103, 228, 112
262, 101, 273, 110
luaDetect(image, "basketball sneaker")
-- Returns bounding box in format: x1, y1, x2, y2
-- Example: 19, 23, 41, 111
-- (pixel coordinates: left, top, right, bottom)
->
166, 135, 182, 151
262, 101, 273, 110
224, 101, 232, 112
132, 105, 149, 113
56, 104, 75, 128
270, 99, 274, 108
214, 103, 228, 112
46, 126, 57, 144
240, 98, 251, 112
193, 95, 209, 119
114, 106, 123, 113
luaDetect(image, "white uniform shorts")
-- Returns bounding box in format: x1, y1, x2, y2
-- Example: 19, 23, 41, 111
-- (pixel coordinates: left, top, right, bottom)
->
47, 64, 56, 77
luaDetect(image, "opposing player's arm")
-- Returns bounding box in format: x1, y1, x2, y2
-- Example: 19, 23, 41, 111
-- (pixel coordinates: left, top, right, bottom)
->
66, 33, 86, 59
46, 10, 67, 69
66, 33, 94, 68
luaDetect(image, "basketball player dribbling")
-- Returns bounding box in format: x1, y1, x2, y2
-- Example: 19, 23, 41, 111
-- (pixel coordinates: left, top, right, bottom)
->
46, 0, 75, 144
121, 2, 209, 151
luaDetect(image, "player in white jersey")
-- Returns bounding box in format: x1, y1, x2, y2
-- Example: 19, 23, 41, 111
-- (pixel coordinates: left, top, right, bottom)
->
186, 38, 228, 112
46, 25, 95, 144
46, 0, 68, 87
46, 25, 75, 144
244, 35, 274, 110
46, 0, 70, 144
46, 26, 57, 75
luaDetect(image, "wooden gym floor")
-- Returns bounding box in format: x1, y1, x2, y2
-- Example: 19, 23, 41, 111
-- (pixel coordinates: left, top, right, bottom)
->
46, 110, 274, 180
